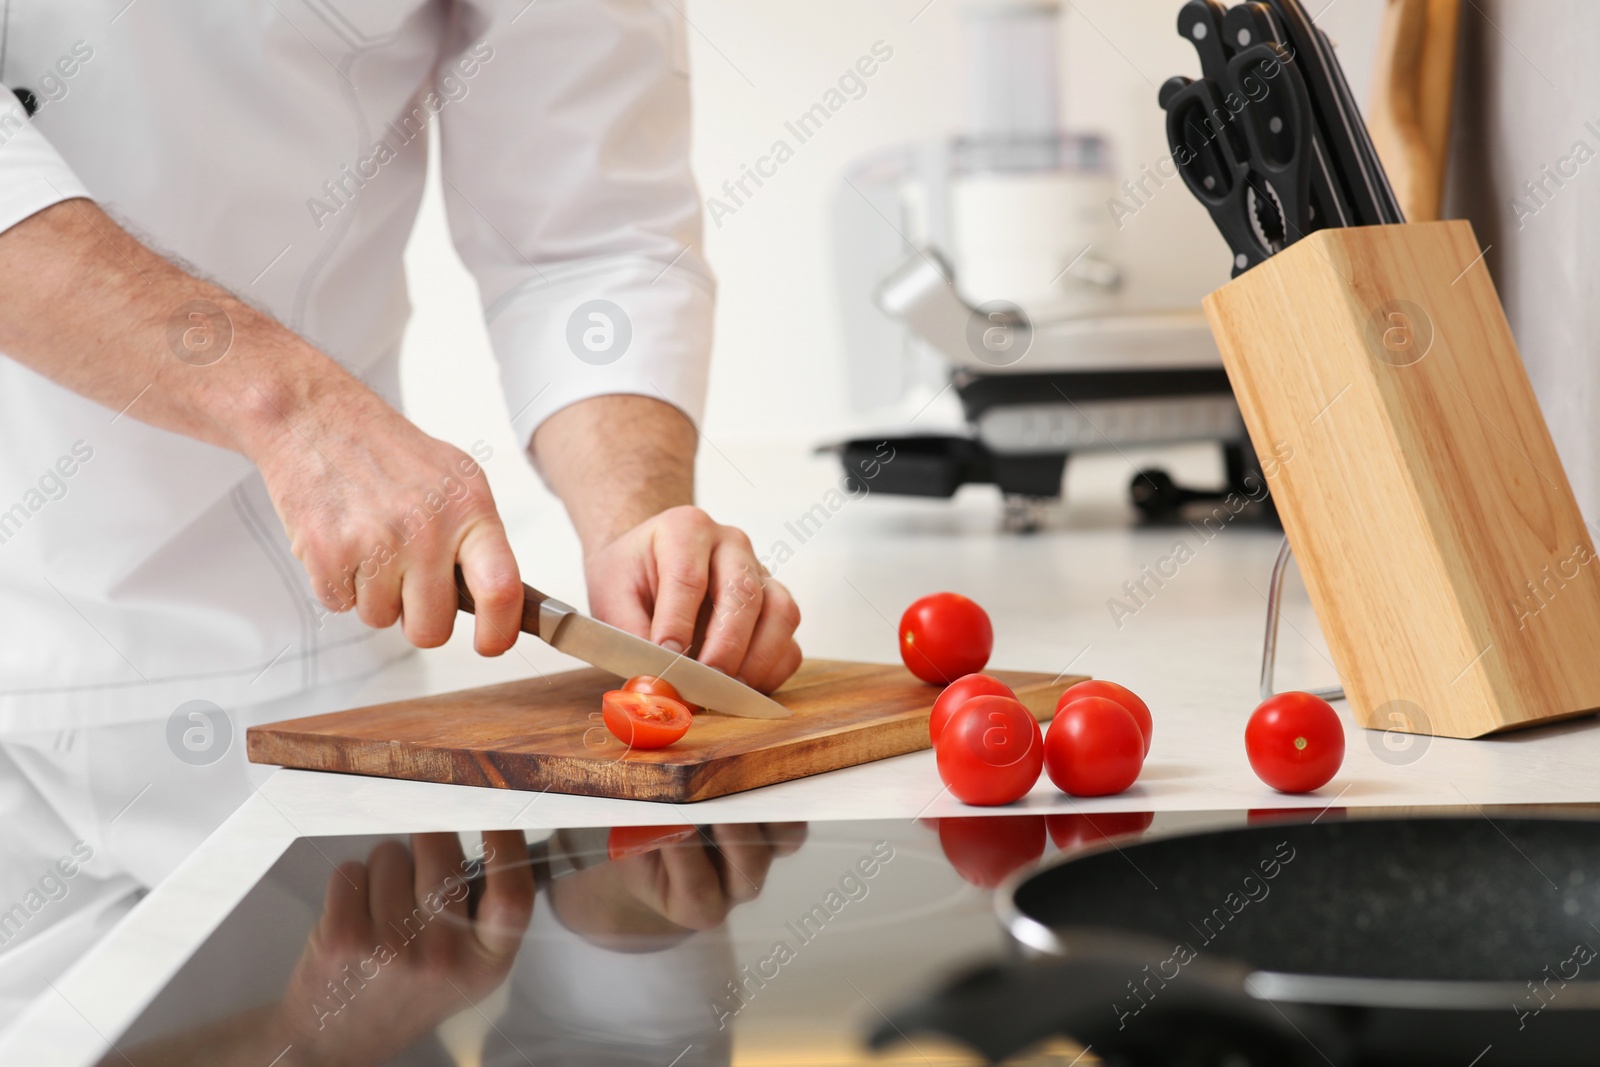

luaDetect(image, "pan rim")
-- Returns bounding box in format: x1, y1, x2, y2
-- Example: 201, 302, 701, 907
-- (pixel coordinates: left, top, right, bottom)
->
996, 811, 1600, 1010
1001, 910, 1600, 1011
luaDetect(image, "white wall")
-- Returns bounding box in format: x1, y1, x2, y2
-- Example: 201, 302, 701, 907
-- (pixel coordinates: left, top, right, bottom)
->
400, 0, 1387, 453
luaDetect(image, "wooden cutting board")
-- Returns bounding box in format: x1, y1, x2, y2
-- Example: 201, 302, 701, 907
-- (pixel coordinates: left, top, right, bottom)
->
246, 659, 1082, 803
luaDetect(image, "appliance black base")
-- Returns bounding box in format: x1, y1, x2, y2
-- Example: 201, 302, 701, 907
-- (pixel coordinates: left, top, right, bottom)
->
833, 433, 1278, 531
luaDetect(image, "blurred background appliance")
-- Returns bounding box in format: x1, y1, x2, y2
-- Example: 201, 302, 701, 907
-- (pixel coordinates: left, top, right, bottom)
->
825, 0, 1273, 531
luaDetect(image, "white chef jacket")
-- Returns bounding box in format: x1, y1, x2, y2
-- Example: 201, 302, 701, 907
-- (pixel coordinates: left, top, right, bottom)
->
0, 0, 715, 731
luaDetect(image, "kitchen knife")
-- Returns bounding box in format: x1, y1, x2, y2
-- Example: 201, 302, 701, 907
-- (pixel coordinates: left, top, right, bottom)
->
1222, 0, 1353, 231
1261, 0, 1404, 225
453, 567, 792, 719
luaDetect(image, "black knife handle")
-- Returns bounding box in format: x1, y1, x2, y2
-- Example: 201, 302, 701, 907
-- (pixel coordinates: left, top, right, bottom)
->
1177, 0, 1234, 83
453, 564, 549, 637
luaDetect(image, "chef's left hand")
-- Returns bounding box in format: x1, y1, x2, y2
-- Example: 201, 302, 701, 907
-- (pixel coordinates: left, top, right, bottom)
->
532, 395, 802, 694
585, 505, 801, 693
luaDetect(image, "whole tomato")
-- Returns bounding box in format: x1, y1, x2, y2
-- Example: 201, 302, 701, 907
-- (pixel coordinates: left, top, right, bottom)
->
1245, 692, 1345, 793
1043, 697, 1144, 797
1056, 679, 1152, 755
899, 593, 994, 684
929, 673, 1017, 744
935, 695, 1043, 806
936, 815, 1047, 888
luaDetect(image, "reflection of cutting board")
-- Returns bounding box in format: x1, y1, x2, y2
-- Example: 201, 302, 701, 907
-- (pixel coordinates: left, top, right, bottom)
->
247, 659, 1082, 803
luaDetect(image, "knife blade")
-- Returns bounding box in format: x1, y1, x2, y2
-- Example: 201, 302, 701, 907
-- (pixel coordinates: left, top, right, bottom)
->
454, 567, 792, 720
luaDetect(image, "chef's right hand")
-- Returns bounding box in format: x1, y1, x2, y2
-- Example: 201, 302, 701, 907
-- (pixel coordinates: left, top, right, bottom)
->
248, 378, 525, 655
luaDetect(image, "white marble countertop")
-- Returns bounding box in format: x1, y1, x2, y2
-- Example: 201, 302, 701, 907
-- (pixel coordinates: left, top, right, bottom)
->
9, 442, 1600, 1065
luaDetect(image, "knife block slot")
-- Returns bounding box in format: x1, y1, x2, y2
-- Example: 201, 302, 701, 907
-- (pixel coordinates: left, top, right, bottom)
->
1205, 220, 1600, 739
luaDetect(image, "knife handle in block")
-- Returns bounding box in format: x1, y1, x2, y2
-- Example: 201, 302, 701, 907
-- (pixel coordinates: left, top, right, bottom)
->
453, 565, 549, 637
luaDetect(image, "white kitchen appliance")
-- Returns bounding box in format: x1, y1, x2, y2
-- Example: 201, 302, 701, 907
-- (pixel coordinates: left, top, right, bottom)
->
827, 1, 1271, 530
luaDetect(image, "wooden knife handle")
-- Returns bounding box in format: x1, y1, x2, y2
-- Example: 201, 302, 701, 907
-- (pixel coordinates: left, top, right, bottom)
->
453, 565, 549, 637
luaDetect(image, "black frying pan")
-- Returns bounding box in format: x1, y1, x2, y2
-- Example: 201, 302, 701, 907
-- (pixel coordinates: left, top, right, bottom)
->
871, 816, 1600, 1066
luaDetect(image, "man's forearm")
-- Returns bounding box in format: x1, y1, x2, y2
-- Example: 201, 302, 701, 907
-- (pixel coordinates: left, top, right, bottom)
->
0, 198, 531, 652
530, 394, 698, 554
0, 199, 376, 460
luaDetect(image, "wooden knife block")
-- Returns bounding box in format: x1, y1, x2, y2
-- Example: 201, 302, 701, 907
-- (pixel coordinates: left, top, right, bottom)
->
1205, 220, 1600, 738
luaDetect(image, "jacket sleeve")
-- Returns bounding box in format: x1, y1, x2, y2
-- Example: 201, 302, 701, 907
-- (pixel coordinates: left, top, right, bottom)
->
438, 0, 713, 447
0, 87, 93, 234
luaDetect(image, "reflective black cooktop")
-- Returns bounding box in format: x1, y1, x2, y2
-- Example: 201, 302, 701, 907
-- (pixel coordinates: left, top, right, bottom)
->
98, 812, 1205, 1066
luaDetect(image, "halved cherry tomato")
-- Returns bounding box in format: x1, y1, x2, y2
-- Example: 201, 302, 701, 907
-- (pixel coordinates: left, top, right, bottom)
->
937, 815, 1046, 888
1056, 680, 1152, 756
601, 690, 693, 749
899, 592, 993, 685
929, 673, 1017, 745
1046, 811, 1154, 851
1043, 697, 1144, 797
607, 824, 698, 861
1245, 692, 1344, 793
623, 674, 702, 714
935, 695, 1043, 806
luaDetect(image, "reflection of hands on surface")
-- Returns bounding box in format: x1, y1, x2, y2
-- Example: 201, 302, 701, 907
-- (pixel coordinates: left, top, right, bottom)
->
108, 831, 533, 1067
270, 830, 534, 1066
552, 823, 807, 951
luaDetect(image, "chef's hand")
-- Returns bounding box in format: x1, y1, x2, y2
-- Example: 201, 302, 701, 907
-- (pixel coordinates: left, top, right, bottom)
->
533, 396, 803, 693
550, 823, 807, 950
252, 389, 527, 656
585, 506, 802, 692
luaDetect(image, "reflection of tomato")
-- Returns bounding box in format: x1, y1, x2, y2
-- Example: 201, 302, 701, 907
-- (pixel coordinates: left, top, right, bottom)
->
1056, 680, 1151, 755
1046, 811, 1154, 851
623, 674, 702, 714
936, 696, 1044, 806
1043, 697, 1144, 797
1248, 807, 1346, 826
929, 673, 1016, 744
601, 691, 693, 749
899, 593, 993, 685
938, 815, 1046, 888
607, 824, 699, 861
1245, 692, 1344, 793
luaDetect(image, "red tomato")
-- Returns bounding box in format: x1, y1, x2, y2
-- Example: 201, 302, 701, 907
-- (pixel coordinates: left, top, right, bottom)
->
607, 824, 698, 861
935, 695, 1043, 806
937, 815, 1046, 888
601, 690, 693, 750
623, 674, 702, 714
1043, 697, 1144, 797
899, 593, 994, 684
929, 673, 1017, 744
1245, 692, 1345, 793
1046, 811, 1154, 851
1056, 680, 1152, 756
